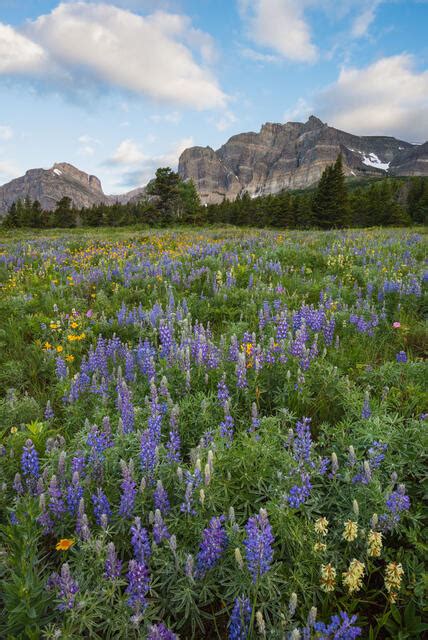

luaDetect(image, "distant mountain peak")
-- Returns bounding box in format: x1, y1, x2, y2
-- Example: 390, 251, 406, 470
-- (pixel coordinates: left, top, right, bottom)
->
178, 116, 426, 204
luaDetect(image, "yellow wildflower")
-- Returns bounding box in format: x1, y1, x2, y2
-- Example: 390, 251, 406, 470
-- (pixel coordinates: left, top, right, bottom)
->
320, 563, 336, 592
65, 354, 75, 362
55, 538, 75, 551
70, 321, 78, 329
56, 345, 63, 353
342, 520, 358, 542
314, 517, 329, 536
313, 542, 327, 553
10, 426, 18, 435
43, 341, 52, 350
385, 562, 404, 603
367, 530, 382, 557
342, 559, 365, 594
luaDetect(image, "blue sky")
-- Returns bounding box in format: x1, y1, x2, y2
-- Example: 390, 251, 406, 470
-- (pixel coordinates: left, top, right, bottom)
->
0, 0, 427, 193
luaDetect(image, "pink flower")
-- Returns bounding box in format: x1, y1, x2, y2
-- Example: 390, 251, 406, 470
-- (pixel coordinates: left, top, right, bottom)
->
86, 309, 93, 318
392, 322, 401, 329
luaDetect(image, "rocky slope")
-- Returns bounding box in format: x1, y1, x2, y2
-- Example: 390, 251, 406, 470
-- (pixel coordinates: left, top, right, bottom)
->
178, 116, 428, 203
0, 162, 109, 212
1, 116, 427, 212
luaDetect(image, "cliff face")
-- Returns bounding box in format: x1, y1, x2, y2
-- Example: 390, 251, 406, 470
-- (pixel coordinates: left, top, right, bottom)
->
1, 116, 427, 213
178, 116, 426, 203
0, 162, 109, 212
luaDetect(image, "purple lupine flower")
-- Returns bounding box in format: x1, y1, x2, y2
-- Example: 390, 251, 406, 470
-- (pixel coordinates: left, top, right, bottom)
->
130, 517, 151, 564
323, 317, 335, 346
243, 509, 274, 582
147, 623, 178, 640
126, 560, 150, 619
228, 596, 252, 640
236, 352, 247, 389
45, 401, 54, 420
314, 611, 362, 639
117, 380, 135, 434
352, 441, 387, 484
218, 376, 230, 409
276, 314, 288, 341
361, 391, 371, 419
76, 498, 91, 541
13, 473, 24, 495
220, 413, 234, 447
87, 426, 113, 466
153, 509, 170, 544
287, 471, 312, 508
249, 402, 260, 435
71, 451, 86, 476
49, 563, 79, 611
105, 542, 122, 580
48, 475, 65, 517
91, 488, 111, 526
154, 481, 170, 514
66, 472, 83, 515
166, 428, 181, 464
379, 483, 411, 532
37, 493, 54, 534
196, 515, 228, 577
119, 460, 137, 519
396, 351, 407, 363
21, 439, 40, 493
292, 417, 312, 464
140, 430, 158, 483
55, 356, 67, 379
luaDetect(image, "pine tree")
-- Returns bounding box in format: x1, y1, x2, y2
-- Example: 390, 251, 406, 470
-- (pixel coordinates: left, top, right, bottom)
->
53, 197, 75, 227
312, 154, 350, 228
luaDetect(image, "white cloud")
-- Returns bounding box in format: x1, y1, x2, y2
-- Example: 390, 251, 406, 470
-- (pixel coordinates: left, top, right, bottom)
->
239, 0, 318, 62
0, 3, 227, 109
239, 47, 279, 63
150, 111, 182, 124
0, 23, 48, 74
108, 139, 145, 165
283, 98, 313, 122
0, 125, 13, 141
77, 134, 100, 157
319, 55, 428, 141
351, 1, 382, 38
0, 160, 21, 182
214, 110, 237, 132
105, 136, 194, 190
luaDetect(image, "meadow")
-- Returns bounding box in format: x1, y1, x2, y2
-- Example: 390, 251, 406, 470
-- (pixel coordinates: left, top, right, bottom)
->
0, 226, 426, 640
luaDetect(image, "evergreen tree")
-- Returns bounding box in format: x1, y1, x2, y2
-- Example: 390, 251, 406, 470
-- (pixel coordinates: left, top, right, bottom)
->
146, 167, 180, 225
312, 154, 350, 228
53, 197, 75, 227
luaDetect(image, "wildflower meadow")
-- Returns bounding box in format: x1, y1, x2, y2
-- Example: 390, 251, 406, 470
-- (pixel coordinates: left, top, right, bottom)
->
0, 226, 426, 639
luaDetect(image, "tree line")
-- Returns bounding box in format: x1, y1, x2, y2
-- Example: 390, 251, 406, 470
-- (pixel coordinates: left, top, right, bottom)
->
2, 158, 427, 229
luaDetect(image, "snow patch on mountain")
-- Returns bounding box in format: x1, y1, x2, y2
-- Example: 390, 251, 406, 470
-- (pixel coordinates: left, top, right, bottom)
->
362, 153, 390, 171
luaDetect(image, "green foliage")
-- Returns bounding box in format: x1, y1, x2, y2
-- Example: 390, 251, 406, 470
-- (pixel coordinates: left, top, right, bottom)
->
0, 227, 426, 638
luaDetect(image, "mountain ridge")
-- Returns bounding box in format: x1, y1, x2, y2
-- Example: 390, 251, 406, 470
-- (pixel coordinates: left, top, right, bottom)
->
178, 116, 427, 204
1, 116, 427, 212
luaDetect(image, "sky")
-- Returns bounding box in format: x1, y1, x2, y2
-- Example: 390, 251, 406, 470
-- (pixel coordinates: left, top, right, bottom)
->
0, 0, 427, 193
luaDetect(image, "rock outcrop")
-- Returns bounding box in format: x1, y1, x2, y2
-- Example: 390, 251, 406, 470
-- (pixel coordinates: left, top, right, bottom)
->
1, 117, 427, 213
178, 116, 427, 203
0, 162, 109, 212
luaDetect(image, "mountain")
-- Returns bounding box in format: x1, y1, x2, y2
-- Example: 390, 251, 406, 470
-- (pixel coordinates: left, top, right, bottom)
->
1, 116, 427, 213
0, 162, 109, 212
178, 116, 428, 203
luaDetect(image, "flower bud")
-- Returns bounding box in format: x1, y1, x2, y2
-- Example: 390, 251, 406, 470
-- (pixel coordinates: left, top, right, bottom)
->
234, 547, 244, 569
353, 499, 359, 517
256, 610, 265, 636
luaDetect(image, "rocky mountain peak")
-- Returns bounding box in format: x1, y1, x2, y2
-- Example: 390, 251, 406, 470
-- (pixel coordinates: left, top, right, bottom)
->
178, 117, 427, 204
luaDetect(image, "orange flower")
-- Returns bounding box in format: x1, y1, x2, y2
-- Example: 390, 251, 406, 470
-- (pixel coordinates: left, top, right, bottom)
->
55, 538, 75, 551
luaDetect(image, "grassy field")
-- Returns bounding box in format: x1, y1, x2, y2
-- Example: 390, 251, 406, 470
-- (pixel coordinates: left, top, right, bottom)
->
0, 226, 426, 639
